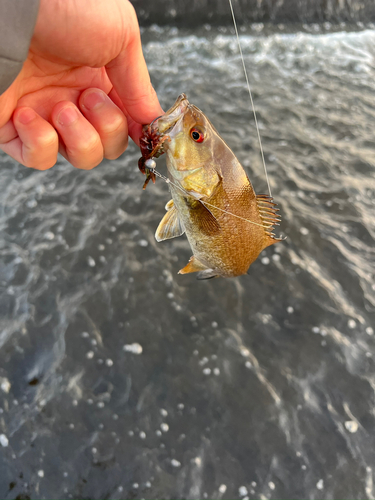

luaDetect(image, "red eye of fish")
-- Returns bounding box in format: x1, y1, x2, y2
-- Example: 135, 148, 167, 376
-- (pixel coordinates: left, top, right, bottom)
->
190, 128, 204, 143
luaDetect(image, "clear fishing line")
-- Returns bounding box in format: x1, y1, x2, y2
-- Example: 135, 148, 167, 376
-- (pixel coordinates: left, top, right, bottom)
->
143, 7, 281, 235
228, 0, 272, 198
146, 166, 278, 232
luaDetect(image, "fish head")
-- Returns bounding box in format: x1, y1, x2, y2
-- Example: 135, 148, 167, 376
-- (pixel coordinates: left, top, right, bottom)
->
154, 94, 221, 197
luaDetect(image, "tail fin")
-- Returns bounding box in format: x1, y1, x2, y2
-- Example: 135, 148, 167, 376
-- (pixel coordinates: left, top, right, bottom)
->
256, 194, 283, 245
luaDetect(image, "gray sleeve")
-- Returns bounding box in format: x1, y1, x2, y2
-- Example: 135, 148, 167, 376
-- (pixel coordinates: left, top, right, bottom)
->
0, 0, 40, 95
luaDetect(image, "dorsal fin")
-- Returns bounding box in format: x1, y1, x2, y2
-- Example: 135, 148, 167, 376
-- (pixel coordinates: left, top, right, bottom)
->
256, 194, 282, 241
155, 202, 185, 242
178, 256, 207, 275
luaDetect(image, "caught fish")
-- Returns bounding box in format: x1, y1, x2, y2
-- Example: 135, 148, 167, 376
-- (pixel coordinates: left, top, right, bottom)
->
138, 94, 282, 279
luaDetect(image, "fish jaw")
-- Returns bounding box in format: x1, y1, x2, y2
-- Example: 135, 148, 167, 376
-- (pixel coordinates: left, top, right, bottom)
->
137, 94, 189, 189
154, 93, 189, 137
149, 93, 192, 174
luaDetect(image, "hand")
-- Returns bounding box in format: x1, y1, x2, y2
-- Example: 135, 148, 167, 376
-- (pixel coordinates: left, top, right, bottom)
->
0, 0, 163, 170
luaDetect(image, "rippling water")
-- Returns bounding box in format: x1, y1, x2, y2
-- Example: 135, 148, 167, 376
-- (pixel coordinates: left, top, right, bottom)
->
1, 26, 375, 500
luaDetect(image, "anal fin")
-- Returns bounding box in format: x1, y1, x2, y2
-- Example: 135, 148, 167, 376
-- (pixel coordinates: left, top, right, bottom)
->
155, 201, 185, 242
178, 257, 220, 279
178, 256, 207, 275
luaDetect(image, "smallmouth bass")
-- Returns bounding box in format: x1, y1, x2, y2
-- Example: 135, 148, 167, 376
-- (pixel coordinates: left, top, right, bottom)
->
138, 94, 282, 279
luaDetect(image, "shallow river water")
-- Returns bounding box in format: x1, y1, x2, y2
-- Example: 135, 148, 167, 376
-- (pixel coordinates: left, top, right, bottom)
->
1, 25, 375, 500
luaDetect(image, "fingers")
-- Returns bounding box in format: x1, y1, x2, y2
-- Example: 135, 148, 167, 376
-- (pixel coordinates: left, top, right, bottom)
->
0, 108, 58, 170
0, 119, 18, 144
0, 92, 128, 171
79, 89, 128, 159
108, 87, 143, 145
105, 2, 163, 125
51, 92, 128, 169
51, 101, 104, 170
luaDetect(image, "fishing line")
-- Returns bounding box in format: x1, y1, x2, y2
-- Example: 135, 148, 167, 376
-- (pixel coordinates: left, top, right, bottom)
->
228, 0, 272, 198
146, 166, 275, 231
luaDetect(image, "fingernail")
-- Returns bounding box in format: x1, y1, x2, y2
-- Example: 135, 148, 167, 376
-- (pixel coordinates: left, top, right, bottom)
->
58, 106, 79, 126
17, 108, 36, 125
82, 91, 106, 111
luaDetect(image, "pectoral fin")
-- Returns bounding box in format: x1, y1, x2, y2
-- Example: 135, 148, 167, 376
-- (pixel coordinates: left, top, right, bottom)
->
165, 199, 174, 211
197, 269, 220, 280
155, 202, 185, 242
188, 200, 221, 236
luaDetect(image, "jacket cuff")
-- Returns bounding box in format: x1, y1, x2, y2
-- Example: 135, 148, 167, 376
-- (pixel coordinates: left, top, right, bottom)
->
0, 0, 41, 95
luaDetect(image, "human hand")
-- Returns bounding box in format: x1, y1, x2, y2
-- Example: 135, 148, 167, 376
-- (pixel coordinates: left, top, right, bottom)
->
0, 0, 163, 170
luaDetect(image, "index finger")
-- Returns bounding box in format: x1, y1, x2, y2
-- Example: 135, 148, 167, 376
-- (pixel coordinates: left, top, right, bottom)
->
105, 3, 163, 126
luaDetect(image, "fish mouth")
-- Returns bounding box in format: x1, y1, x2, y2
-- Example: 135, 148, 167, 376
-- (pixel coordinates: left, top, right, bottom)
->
152, 93, 189, 137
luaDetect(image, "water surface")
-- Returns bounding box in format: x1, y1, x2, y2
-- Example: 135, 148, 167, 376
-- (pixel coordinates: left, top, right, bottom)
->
1, 25, 375, 500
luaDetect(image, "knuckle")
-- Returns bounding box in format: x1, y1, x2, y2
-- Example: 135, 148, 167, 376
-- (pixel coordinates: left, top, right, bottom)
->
101, 115, 126, 137
125, 84, 156, 106
73, 156, 103, 170
77, 137, 101, 157
105, 149, 125, 161
36, 133, 58, 151
66, 136, 103, 169
27, 158, 55, 170
24, 141, 58, 170
70, 151, 103, 170
36, 161, 56, 171
25, 134, 57, 157
104, 139, 128, 160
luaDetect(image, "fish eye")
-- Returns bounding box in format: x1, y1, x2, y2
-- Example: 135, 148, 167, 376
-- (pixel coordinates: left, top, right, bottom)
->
190, 128, 204, 143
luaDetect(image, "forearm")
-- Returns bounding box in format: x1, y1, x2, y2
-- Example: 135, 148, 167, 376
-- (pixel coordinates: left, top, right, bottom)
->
0, 0, 40, 95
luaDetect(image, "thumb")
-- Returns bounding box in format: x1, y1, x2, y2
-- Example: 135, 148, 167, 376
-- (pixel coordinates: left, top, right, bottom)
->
105, 4, 163, 126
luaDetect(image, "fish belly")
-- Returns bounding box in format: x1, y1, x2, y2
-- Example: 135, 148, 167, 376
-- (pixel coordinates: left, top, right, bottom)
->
170, 186, 266, 278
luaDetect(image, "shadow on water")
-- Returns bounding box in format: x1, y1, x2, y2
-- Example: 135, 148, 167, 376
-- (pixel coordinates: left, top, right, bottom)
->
1, 24, 375, 500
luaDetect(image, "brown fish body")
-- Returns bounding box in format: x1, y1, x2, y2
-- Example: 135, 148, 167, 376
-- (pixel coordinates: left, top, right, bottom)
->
139, 94, 281, 279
